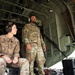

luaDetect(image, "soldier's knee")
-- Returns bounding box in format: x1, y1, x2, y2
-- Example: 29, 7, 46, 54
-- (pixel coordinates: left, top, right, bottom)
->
0, 58, 6, 75
0, 67, 5, 75
0, 58, 6, 67
25, 59, 29, 65
22, 58, 29, 65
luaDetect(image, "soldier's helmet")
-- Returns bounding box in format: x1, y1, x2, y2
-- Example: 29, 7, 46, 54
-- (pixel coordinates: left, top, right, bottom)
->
30, 16, 36, 23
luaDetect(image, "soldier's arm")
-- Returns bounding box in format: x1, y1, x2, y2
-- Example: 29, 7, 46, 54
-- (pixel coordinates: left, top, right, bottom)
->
0, 38, 6, 57
37, 27, 46, 47
40, 35, 46, 51
14, 40, 20, 58
0, 42, 12, 63
0, 36, 12, 63
41, 35, 46, 46
0, 46, 7, 57
22, 25, 32, 50
22, 25, 30, 44
0, 43, 4, 57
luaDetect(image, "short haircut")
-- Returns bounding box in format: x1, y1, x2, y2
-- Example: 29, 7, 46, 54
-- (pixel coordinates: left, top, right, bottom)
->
6, 22, 16, 33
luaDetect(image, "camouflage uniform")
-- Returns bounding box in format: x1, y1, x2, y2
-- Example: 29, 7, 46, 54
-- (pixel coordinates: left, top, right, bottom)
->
22, 23, 46, 75
0, 35, 29, 75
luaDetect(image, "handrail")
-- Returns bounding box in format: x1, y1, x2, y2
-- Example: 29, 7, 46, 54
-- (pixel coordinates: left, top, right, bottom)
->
43, 33, 67, 58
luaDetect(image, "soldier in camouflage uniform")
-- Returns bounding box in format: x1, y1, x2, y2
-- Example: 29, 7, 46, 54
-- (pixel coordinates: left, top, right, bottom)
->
22, 16, 46, 75
0, 22, 29, 75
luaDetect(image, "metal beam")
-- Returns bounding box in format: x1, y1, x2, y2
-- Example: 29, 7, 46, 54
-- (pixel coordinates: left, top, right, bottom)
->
0, 0, 47, 17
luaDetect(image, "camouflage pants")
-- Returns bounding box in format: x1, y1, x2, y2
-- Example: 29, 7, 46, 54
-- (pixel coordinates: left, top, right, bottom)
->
0, 58, 29, 75
26, 45, 45, 75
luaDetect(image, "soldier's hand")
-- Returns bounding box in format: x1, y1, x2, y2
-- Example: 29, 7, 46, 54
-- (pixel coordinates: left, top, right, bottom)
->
2, 55, 12, 63
12, 57, 18, 64
26, 44, 32, 50
42, 46, 46, 52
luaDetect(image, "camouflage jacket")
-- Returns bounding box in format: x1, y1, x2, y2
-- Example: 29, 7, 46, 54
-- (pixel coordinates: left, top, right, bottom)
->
0, 35, 20, 58
22, 23, 45, 46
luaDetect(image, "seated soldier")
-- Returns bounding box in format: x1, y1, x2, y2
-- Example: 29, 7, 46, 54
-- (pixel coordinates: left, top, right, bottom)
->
0, 22, 29, 75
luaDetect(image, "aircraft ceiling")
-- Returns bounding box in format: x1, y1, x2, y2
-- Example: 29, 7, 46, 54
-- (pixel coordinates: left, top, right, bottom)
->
0, 0, 75, 67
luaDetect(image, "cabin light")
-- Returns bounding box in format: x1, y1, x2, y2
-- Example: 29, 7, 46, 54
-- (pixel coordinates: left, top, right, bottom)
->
47, 0, 50, 2
50, 9, 53, 12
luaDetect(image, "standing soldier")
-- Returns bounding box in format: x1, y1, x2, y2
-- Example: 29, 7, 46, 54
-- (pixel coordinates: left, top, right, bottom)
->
22, 16, 46, 75
0, 22, 29, 75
